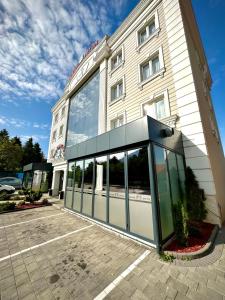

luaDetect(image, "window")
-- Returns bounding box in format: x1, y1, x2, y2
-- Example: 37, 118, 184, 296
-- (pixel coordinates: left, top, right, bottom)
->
138, 20, 156, 45
111, 115, 124, 129
59, 125, 63, 137
111, 80, 123, 101
142, 91, 170, 121
54, 113, 59, 124
138, 47, 164, 87
140, 55, 160, 82
111, 50, 123, 70
52, 130, 57, 142
61, 106, 65, 118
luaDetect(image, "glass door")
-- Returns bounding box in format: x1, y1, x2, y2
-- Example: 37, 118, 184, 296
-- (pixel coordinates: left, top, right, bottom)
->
73, 160, 83, 212
127, 147, 154, 240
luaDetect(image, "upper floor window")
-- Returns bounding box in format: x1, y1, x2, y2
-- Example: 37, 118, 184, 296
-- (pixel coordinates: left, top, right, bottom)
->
136, 10, 160, 51
111, 80, 124, 102
111, 50, 123, 70
138, 47, 165, 88
111, 115, 124, 129
59, 125, 64, 137
142, 91, 170, 121
52, 130, 57, 142
138, 20, 156, 45
54, 113, 59, 124
61, 106, 65, 118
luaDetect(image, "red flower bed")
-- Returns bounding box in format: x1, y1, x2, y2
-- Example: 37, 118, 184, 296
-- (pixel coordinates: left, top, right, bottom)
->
16, 203, 51, 210
165, 222, 215, 253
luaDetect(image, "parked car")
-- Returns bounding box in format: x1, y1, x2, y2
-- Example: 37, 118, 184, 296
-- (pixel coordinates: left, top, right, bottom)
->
0, 184, 15, 195
0, 177, 22, 189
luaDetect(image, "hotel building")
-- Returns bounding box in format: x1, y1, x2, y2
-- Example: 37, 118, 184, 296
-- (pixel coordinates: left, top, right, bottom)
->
48, 0, 225, 248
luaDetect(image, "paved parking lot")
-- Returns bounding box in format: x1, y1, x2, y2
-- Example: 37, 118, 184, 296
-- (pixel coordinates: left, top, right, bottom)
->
0, 205, 225, 300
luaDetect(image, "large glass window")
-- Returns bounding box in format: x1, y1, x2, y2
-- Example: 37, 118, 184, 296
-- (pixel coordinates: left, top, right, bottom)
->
82, 159, 94, 216
154, 146, 174, 240
94, 156, 107, 221
66, 70, 100, 147
128, 147, 154, 240
73, 160, 83, 212
109, 152, 126, 229
65, 162, 75, 208
167, 151, 180, 205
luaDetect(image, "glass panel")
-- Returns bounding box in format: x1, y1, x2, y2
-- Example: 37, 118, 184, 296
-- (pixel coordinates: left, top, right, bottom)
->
111, 86, 117, 101
118, 82, 123, 97
167, 151, 180, 205
66, 70, 100, 146
94, 156, 107, 221
82, 159, 94, 216
149, 21, 156, 35
109, 152, 126, 229
177, 154, 186, 201
143, 102, 155, 118
152, 56, 160, 74
141, 63, 150, 81
118, 52, 122, 64
139, 27, 147, 44
154, 145, 174, 240
128, 147, 154, 240
65, 162, 75, 208
155, 98, 166, 120
73, 161, 83, 212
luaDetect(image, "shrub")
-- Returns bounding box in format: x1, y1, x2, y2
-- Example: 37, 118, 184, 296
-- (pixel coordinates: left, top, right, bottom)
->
17, 200, 26, 206
173, 200, 189, 246
41, 198, 49, 205
185, 167, 207, 222
26, 191, 42, 203
0, 202, 16, 212
18, 190, 24, 195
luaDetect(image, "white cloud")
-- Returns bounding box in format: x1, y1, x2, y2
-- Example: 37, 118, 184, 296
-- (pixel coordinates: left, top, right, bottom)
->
0, 0, 129, 105
20, 134, 49, 143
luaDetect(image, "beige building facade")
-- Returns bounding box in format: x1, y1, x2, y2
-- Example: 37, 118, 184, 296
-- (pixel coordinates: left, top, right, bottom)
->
49, 0, 225, 234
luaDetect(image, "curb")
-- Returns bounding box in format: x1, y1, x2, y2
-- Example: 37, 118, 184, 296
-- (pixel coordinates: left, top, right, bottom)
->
164, 225, 219, 260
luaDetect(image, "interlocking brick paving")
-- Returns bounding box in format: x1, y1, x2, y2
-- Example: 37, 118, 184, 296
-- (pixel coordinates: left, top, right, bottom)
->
0, 205, 225, 300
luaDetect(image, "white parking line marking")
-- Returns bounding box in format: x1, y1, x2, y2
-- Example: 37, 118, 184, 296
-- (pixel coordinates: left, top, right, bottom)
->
94, 250, 150, 300
0, 213, 65, 229
0, 224, 94, 262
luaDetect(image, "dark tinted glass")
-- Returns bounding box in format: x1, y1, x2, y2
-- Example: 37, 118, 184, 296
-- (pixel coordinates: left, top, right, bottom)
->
109, 152, 125, 192
66, 70, 100, 147
128, 147, 150, 197
67, 162, 75, 188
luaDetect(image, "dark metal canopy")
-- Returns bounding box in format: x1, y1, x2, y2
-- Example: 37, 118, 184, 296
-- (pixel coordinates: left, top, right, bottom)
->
65, 116, 184, 161
23, 163, 52, 172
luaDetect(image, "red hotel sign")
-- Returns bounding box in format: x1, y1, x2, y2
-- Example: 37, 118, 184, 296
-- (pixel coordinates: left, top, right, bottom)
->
69, 40, 99, 80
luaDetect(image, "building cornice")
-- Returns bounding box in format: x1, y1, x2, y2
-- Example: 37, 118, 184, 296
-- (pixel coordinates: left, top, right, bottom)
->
51, 93, 69, 113
108, 0, 156, 47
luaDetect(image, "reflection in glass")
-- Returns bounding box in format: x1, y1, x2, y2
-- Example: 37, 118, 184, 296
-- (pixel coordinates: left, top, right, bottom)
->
73, 161, 83, 212
128, 147, 154, 240
94, 156, 107, 221
154, 146, 174, 240
109, 152, 126, 229
176, 154, 186, 201
82, 159, 94, 216
167, 151, 180, 205
65, 162, 75, 208
66, 70, 100, 147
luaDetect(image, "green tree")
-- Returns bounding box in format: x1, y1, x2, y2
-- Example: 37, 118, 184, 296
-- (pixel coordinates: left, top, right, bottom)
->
0, 137, 23, 171
33, 143, 45, 163
22, 138, 35, 165
0, 129, 9, 142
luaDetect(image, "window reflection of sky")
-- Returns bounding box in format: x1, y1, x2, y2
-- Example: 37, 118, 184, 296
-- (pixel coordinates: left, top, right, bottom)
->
66, 70, 100, 147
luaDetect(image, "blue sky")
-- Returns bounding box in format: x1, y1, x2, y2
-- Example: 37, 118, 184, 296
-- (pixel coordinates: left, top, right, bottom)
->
0, 0, 224, 157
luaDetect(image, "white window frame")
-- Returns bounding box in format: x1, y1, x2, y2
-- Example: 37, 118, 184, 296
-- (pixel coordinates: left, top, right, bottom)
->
61, 106, 65, 119
109, 45, 125, 76
109, 111, 127, 130
138, 46, 165, 89
59, 125, 63, 137
136, 10, 160, 52
54, 113, 59, 124
52, 130, 57, 142
110, 76, 126, 105
140, 90, 170, 121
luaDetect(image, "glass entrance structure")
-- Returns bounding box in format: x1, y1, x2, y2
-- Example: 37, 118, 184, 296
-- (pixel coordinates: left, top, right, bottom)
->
64, 116, 185, 249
